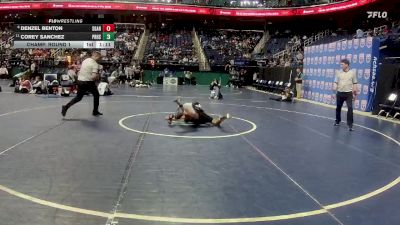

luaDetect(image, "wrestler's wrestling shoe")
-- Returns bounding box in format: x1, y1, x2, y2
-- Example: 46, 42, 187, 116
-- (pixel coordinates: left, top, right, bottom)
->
212, 113, 231, 126
173, 98, 183, 107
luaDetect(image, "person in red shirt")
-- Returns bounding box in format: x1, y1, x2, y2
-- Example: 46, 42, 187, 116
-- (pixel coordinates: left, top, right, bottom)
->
19, 76, 32, 94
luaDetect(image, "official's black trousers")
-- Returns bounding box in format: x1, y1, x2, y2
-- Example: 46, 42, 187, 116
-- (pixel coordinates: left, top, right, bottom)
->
336, 91, 353, 126
65, 81, 99, 113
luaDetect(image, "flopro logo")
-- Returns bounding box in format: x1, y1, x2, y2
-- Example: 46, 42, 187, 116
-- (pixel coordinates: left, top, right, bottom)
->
367, 11, 388, 19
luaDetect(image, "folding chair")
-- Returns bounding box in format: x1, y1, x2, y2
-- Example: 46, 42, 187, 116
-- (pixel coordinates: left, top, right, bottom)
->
378, 93, 399, 118
43, 74, 58, 96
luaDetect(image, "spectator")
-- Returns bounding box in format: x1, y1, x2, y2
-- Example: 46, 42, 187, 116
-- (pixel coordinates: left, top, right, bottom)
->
19, 76, 32, 94
356, 28, 364, 38
294, 67, 304, 99
0, 64, 8, 79
32, 76, 43, 94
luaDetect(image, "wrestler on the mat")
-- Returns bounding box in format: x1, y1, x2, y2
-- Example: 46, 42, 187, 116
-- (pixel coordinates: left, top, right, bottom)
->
166, 99, 230, 126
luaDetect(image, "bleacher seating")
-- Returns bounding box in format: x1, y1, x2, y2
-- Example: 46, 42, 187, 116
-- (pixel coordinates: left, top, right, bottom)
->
200, 30, 262, 65
144, 30, 198, 65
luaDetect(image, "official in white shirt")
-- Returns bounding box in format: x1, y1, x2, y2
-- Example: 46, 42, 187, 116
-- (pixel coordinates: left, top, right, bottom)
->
333, 59, 358, 131
62, 52, 103, 117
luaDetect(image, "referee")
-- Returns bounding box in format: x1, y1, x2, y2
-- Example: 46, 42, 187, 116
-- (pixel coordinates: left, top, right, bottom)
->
333, 59, 358, 131
62, 51, 103, 117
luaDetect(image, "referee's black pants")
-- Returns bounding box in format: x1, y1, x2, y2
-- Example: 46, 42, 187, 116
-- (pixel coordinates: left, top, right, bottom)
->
336, 91, 353, 126
65, 81, 100, 113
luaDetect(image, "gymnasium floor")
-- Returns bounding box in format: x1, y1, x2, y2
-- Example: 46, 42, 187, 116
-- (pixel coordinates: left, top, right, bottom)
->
0, 80, 400, 225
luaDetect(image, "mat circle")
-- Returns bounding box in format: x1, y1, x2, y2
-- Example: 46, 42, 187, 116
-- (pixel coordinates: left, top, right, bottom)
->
118, 112, 257, 139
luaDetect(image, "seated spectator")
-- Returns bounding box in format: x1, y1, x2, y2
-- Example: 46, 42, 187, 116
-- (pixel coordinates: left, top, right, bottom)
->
32, 76, 43, 94
270, 87, 293, 102
0, 64, 8, 79
67, 66, 77, 82
210, 79, 223, 100
356, 28, 364, 38
184, 71, 195, 85
200, 30, 261, 66
19, 76, 32, 94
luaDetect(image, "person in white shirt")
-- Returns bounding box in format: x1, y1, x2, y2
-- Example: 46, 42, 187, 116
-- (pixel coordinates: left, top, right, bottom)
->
67, 66, 77, 81
0, 64, 8, 79
30, 62, 37, 74
333, 59, 358, 131
356, 29, 364, 38
62, 52, 102, 117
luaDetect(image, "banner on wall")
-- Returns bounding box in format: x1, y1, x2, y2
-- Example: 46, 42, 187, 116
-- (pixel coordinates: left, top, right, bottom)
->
303, 37, 380, 112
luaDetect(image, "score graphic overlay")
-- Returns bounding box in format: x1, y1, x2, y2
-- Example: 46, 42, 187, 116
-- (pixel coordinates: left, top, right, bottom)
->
13, 22, 115, 49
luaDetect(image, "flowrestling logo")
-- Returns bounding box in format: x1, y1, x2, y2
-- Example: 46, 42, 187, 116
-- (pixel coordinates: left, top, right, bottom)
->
322, 69, 326, 77
347, 54, 352, 61
324, 44, 328, 52
337, 41, 341, 51
319, 44, 324, 53
320, 81, 325, 90
323, 56, 327, 64
367, 11, 388, 19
